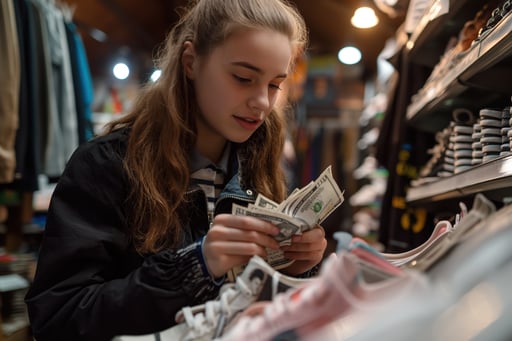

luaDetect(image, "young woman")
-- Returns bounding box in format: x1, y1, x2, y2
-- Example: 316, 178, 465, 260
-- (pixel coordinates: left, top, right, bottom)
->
25, 0, 327, 340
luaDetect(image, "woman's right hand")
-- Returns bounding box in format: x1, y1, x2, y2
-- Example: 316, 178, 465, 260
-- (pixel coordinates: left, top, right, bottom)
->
202, 214, 281, 278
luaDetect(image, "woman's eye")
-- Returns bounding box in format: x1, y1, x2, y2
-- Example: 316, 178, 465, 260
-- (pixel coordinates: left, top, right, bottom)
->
234, 75, 251, 83
269, 84, 282, 90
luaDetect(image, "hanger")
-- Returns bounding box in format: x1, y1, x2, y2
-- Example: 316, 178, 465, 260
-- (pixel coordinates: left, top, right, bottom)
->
56, 0, 76, 22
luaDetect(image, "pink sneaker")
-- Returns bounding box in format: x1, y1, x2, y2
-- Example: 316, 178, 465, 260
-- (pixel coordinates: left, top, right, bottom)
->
403, 193, 495, 271
381, 220, 453, 267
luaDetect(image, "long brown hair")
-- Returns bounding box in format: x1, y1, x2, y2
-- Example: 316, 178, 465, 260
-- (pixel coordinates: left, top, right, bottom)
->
105, 0, 308, 253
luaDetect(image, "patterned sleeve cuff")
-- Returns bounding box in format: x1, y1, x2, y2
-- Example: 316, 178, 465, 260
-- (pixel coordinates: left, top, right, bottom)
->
198, 236, 226, 286
150, 240, 223, 305
296, 263, 321, 278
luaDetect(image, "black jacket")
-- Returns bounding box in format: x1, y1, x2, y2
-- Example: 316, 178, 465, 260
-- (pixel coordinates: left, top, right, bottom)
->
25, 128, 258, 341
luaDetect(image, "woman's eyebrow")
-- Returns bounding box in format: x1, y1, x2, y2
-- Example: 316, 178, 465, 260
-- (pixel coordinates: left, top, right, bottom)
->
231, 61, 287, 78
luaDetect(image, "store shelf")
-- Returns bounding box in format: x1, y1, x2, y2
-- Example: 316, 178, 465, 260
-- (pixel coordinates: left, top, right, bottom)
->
0, 274, 29, 293
0, 223, 44, 235
405, 44, 477, 125
406, 11, 512, 132
407, 0, 485, 67
406, 155, 512, 205
459, 10, 512, 88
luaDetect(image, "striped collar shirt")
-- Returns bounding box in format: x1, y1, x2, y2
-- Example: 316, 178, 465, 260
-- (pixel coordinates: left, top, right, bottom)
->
190, 144, 231, 222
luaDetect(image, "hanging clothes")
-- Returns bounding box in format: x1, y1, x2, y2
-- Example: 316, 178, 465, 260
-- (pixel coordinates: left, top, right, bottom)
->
1, 0, 93, 191
64, 19, 95, 144
0, 0, 21, 184
9, 0, 40, 191
31, 0, 78, 177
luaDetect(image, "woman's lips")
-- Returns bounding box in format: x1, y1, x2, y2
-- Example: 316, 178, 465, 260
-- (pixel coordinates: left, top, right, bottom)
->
233, 115, 261, 130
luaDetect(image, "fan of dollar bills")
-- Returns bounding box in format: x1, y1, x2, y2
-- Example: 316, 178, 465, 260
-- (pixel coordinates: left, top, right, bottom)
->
232, 165, 344, 270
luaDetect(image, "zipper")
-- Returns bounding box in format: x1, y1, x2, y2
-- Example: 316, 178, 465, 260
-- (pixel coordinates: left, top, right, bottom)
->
213, 191, 255, 225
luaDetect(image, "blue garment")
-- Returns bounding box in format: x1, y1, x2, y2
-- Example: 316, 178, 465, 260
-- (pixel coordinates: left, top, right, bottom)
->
64, 20, 94, 143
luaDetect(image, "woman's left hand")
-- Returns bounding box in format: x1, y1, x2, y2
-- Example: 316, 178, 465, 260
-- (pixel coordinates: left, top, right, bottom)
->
280, 224, 327, 276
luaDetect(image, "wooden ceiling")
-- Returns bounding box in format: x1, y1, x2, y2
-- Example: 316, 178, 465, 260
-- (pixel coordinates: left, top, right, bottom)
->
61, 0, 405, 81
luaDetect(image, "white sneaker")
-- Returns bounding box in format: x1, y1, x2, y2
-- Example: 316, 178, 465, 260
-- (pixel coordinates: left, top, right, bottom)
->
173, 256, 310, 340
112, 256, 310, 341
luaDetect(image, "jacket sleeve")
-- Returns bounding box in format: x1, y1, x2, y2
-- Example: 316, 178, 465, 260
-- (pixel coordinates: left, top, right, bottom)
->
25, 138, 221, 341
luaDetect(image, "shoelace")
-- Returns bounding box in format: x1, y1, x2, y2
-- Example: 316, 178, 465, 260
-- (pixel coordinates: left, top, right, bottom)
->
182, 276, 253, 339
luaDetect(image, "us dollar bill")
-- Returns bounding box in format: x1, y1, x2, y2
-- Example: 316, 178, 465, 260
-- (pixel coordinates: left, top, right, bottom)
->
231, 165, 344, 271
232, 203, 307, 243
280, 166, 345, 227
254, 194, 279, 210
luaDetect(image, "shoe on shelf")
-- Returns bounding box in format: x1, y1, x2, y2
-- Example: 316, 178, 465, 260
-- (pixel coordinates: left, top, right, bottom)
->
380, 220, 453, 267
353, 156, 378, 180
402, 194, 496, 272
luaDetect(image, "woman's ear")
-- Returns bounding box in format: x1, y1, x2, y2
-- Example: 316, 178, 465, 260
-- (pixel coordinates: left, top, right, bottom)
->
182, 41, 196, 79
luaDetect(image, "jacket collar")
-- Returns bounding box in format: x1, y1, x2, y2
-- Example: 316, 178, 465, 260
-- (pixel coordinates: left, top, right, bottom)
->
189, 143, 231, 174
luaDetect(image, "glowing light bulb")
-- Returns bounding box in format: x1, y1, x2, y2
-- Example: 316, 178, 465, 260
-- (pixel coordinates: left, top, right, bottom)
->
113, 62, 130, 80
338, 46, 362, 65
351, 6, 379, 29
150, 69, 162, 82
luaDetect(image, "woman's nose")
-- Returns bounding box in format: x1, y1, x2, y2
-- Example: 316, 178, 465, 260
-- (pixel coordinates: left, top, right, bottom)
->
248, 86, 271, 113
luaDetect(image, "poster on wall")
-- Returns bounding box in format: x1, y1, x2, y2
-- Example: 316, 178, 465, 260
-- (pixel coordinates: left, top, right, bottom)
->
303, 56, 339, 117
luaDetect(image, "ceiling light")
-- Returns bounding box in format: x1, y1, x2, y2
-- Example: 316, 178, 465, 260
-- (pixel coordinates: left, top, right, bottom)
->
150, 69, 162, 82
113, 62, 130, 80
88, 27, 108, 43
338, 46, 362, 65
351, 6, 379, 28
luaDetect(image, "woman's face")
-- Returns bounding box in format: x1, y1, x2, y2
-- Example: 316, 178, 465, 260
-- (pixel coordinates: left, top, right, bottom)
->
183, 28, 292, 159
